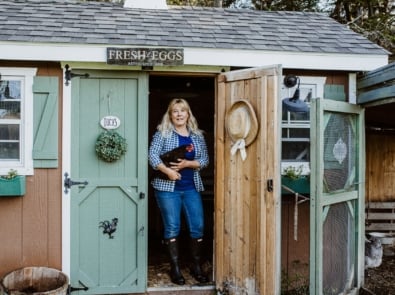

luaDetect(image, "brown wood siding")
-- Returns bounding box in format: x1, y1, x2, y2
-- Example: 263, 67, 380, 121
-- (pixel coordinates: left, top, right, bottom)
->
0, 63, 62, 278
366, 132, 395, 202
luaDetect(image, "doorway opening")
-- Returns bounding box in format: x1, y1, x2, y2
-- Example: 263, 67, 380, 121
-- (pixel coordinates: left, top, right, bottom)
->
147, 74, 215, 289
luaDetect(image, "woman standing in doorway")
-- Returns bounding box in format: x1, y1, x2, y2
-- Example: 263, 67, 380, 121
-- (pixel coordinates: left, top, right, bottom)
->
148, 98, 209, 285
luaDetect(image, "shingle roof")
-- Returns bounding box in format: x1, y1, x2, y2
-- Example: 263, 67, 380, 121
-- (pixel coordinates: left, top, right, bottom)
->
0, 0, 388, 55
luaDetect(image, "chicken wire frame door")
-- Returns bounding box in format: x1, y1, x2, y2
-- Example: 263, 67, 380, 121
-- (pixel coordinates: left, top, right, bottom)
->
310, 98, 365, 295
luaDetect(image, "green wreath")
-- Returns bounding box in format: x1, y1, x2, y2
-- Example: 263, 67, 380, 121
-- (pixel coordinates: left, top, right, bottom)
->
95, 130, 127, 162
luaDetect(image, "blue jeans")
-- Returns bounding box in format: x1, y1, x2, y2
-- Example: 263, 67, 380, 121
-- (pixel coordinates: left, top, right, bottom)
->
154, 189, 204, 239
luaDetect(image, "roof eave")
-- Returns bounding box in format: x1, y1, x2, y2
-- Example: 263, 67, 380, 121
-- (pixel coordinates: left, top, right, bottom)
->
0, 42, 388, 72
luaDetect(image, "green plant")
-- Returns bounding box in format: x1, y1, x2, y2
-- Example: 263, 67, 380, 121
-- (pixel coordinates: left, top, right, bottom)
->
95, 130, 127, 162
281, 261, 309, 295
1, 169, 18, 179
283, 165, 303, 180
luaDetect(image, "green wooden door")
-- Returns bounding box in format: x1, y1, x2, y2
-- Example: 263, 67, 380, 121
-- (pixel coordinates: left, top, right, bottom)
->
310, 98, 365, 295
69, 72, 148, 294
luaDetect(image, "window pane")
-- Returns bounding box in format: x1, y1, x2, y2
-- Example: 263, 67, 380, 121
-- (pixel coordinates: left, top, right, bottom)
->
0, 124, 20, 140
282, 141, 310, 161
0, 142, 20, 159
0, 101, 20, 119
0, 124, 20, 160
0, 80, 22, 119
282, 128, 310, 139
0, 80, 21, 100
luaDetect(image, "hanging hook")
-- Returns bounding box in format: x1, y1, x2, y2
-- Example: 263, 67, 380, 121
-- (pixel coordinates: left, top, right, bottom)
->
106, 90, 113, 115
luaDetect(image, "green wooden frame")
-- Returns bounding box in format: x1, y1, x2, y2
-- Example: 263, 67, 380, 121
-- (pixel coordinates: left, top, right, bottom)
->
310, 98, 365, 295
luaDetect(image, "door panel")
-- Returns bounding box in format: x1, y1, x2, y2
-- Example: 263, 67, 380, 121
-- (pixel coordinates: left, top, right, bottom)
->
70, 73, 148, 294
215, 66, 282, 294
310, 99, 365, 295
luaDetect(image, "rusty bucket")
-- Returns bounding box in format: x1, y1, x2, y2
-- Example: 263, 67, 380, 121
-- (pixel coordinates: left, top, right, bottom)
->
0, 267, 68, 295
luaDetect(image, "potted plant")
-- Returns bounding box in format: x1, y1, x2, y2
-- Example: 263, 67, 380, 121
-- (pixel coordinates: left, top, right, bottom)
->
0, 169, 26, 196
281, 165, 310, 194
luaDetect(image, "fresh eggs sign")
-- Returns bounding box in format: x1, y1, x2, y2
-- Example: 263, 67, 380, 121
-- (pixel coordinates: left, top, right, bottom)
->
107, 47, 184, 66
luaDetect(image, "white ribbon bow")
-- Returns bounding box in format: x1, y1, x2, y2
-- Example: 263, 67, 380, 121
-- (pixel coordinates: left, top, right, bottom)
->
230, 138, 247, 161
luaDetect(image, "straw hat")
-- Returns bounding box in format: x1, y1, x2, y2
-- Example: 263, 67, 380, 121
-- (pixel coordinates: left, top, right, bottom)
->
225, 99, 259, 147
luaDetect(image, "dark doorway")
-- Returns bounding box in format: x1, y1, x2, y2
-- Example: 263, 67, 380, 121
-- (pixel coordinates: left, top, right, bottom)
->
148, 74, 215, 288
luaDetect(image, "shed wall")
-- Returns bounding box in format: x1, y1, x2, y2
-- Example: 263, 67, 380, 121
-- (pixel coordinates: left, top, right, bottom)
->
0, 62, 63, 278
366, 132, 395, 202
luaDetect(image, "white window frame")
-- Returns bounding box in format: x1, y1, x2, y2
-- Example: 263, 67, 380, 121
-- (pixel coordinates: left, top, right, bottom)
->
281, 76, 326, 176
0, 67, 37, 176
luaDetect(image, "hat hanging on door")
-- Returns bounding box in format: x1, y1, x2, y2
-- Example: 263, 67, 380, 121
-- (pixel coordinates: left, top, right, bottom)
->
225, 99, 259, 161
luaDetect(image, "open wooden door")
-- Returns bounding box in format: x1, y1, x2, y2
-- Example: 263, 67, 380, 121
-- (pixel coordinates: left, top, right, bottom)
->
215, 66, 282, 294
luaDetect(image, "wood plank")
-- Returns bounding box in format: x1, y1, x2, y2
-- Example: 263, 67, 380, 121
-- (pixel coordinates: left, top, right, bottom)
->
23, 169, 49, 265
366, 223, 395, 231
365, 213, 395, 220
357, 62, 395, 89
214, 75, 226, 289
367, 202, 395, 209
357, 84, 395, 104
218, 67, 279, 83
366, 133, 395, 202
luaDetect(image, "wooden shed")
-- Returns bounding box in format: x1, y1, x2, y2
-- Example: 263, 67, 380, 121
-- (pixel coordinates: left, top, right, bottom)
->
0, 1, 390, 294
358, 62, 395, 245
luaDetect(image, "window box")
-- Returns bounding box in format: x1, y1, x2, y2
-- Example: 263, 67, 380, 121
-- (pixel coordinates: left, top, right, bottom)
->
281, 176, 310, 194
0, 175, 26, 196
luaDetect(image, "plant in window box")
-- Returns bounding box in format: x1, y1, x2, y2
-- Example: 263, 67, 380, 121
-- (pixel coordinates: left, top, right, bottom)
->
281, 165, 310, 194
0, 169, 26, 196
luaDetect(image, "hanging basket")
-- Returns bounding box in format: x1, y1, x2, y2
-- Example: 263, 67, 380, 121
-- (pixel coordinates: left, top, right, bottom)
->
95, 130, 127, 163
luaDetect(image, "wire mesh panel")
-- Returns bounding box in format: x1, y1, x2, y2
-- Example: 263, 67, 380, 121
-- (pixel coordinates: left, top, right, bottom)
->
322, 202, 355, 294
323, 112, 357, 192
310, 99, 364, 295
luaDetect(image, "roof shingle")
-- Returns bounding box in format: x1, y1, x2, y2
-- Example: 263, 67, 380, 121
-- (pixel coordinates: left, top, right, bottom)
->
0, 0, 388, 55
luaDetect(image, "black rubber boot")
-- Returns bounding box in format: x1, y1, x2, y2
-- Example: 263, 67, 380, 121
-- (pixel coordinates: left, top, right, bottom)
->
190, 237, 208, 283
165, 237, 185, 285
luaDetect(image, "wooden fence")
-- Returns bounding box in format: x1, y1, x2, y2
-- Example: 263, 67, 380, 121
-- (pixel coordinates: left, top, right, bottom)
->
365, 202, 395, 245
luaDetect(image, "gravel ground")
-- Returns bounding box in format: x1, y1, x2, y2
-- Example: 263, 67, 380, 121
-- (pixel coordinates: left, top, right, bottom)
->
364, 245, 395, 295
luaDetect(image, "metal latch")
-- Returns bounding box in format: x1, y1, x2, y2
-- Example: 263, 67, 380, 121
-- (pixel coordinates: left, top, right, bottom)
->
64, 172, 88, 194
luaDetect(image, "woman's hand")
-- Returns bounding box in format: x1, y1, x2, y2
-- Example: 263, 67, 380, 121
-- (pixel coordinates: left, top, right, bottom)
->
169, 159, 187, 171
170, 159, 200, 171
157, 163, 181, 180
166, 168, 181, 181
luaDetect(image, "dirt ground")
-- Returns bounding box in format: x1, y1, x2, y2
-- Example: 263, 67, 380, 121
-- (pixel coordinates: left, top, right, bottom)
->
363, 244, 395, 295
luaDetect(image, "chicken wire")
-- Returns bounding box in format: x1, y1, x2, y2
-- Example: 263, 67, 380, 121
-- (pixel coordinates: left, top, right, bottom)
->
323, 112, 357, 193
321, 112, 357, 294
323, 202, 356, 294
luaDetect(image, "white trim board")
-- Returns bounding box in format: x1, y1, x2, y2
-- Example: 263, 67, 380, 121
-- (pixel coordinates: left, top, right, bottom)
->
0, 42, 388, 72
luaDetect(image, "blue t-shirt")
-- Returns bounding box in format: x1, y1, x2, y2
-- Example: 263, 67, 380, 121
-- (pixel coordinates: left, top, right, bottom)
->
174, 134, 195, 191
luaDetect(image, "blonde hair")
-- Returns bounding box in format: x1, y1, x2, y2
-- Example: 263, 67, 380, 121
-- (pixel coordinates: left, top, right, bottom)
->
157, 98, 202, 136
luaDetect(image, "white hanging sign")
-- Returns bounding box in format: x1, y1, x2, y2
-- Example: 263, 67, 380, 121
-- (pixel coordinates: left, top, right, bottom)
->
100, 116, 121, 130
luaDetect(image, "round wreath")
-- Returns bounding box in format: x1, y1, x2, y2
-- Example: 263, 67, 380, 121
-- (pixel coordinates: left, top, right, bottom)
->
95, 130, 127, 162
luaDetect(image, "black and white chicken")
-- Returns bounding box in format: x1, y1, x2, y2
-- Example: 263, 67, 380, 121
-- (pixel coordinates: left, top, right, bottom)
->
365, 234, 384, 269
155, 144, 193, 179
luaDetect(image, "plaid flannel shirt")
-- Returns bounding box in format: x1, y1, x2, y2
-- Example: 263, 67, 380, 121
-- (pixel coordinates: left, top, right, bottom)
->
148, 129, 209, 192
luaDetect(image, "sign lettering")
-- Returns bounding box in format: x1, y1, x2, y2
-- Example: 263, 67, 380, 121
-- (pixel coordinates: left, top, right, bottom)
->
100, 116, 121, 130
107, 48, 184, 66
